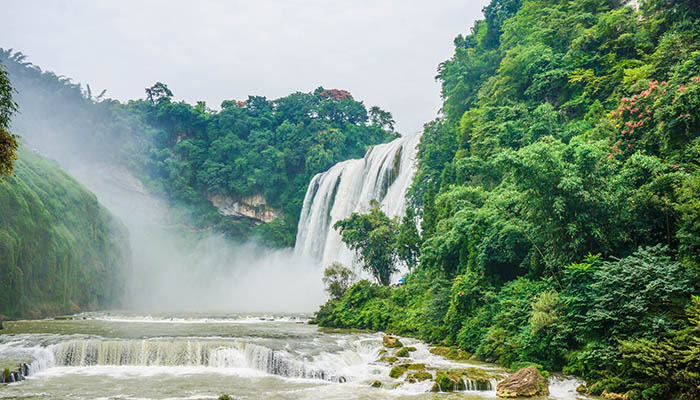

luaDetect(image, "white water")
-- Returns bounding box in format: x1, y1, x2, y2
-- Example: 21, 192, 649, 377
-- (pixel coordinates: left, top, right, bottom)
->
0, 314, 591, 400
294, 134, 421, 268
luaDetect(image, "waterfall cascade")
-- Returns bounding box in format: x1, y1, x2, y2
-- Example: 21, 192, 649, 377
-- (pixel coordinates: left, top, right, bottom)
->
36, 339, 343, 382
294, 134, 421, 268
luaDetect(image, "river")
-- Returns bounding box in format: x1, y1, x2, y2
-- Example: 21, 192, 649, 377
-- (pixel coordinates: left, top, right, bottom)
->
0, 312, 591, 399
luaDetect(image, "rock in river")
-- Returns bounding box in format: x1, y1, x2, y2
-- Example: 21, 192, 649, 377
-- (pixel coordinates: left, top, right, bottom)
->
496, 366, 549, 398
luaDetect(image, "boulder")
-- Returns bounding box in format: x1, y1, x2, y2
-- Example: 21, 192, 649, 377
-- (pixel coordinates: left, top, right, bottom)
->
406, 370, 433, 383
383, 336, 403, 348
396, 347, 410, 357
496, 366, 549, 398
601, 390, 629, 400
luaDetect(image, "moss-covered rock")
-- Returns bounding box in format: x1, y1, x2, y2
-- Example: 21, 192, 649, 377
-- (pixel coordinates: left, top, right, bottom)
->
429, 346, 471, 361
383, 336, 403, 348
407, 370, 433, 383
389, 364, 409, 378
378, 356, 398, 363
396, 347, 410, 357
389, 363, 426, 379
496, 366, 549, 398
371, 380, 382, 388
429, 368, 495, 392
431, 372, 466, 392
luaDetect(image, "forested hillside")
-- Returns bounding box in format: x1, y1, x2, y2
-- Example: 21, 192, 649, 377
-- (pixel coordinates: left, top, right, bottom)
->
315, 1, 700, 398
0, 50, 397, 246
0, 146, 130, 318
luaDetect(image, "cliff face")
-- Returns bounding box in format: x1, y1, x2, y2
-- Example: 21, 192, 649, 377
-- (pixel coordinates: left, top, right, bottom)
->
209, 194, 283, 224
0, 146, 131, 318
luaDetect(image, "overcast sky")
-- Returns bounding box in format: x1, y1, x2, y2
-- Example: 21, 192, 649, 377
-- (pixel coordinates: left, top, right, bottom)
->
1, 1, 488, 135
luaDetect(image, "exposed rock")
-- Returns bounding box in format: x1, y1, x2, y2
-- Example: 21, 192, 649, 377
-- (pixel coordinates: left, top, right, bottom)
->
383, 336, 403, 348
371, 380, 382, 388
429, 346, 471, 361
0, 320, 3, 330
388, 363, 425, 379
430, 368, 495, 392
378, 356, 398, 363
209, 194, 282, 223
407, 370, 433, 383
389, 364, 409, 378
396, 347, 410, 357
577, 384, 586, 394
496, 366, 549, 398
602, 390, 629, 400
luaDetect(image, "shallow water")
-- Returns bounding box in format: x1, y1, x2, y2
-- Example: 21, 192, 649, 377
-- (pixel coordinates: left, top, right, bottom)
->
0, 312, 590, 400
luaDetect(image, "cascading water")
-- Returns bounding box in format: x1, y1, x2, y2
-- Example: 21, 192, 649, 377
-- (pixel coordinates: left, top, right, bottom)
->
295, 134, 421, 268
41, 339, 343, 381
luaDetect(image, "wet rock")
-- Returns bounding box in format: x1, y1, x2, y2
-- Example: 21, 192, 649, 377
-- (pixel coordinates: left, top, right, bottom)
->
338, 376, 347, 383
429, 346, 471, 361
378, 356, 398, 363
431, 373, 466, 392
389, 364, 409, 378
0, 319, 3, 329
601, 390, 629, 400
496, 366, 549, 398
371, 380, 382, 388
430, 368, 494, 392
406, 370, 433, 383
377, 349, 387, 356
577, 384, 586, 394
388, 363, 427, 379
383, 336, 403, 348
396, 347, 410, 357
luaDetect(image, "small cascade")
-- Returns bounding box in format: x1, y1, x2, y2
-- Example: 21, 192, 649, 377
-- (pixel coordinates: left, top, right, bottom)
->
32, 339, 345, 382
295, 134, 421, 267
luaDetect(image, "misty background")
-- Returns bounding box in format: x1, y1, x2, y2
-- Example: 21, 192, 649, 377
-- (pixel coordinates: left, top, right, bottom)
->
1, 1, 489, 312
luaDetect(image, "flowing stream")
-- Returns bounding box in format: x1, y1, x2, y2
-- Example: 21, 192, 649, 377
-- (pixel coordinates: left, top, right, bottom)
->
0, 312, 591, 400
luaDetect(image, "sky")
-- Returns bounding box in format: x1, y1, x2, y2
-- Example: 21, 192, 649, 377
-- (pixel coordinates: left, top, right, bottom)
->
1, 1, 489, 135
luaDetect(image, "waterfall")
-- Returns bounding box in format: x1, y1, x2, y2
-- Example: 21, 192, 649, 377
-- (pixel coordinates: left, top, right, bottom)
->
294, 134, 420, 268
38, 339, 344, 382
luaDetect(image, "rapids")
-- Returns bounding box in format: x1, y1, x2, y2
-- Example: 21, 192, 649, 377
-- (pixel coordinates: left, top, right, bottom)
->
0, 312, 592, 400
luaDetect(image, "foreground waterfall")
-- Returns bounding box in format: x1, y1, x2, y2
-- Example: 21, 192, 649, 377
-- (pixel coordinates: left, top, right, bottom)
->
295, 134, 421, 267
43, 339, 343, 381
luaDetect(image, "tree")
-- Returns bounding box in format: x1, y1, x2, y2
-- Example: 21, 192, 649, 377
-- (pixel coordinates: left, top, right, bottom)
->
396, 205, 421, 269
145, 82, 173, 105
322, 262, 356, 300
0, 64, 17, 178
333, 200, 399, 285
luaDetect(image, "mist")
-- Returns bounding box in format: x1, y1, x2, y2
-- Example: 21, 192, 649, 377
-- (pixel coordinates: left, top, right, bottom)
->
68, 162, 326, 313
6, 62, 327, 313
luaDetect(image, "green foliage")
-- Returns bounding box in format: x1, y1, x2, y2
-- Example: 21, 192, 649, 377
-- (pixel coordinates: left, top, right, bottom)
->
334, 201, 400, 285
322, 262, 356, 300
0, 62, 18, 177
0, 147, 129, 318
315, 1, 700, 398
0, 49, 396, 247
396, 205, 422, 269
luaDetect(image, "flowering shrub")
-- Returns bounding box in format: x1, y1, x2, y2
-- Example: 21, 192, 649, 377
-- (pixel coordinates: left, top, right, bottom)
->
610, 76, 700, 159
